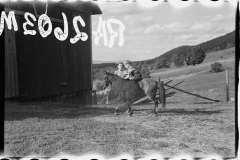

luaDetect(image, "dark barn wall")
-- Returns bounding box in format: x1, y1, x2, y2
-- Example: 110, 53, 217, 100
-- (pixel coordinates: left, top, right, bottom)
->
5, 26, 19, 98
4, 1, 95, 104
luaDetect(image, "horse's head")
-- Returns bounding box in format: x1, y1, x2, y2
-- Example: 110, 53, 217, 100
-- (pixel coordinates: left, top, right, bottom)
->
102, 71, 114, 90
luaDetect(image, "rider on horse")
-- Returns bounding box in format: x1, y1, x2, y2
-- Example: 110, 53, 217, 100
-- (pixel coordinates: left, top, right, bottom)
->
123, 60, 143, 82
114, 62, 128, 78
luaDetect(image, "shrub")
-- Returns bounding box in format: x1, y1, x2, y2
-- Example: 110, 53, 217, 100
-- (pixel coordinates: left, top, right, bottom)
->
154, 57, 171, 69
225, 43, 235, 49
148, 66, 154, 71
154, 57, 160, 69
210, 62, 225, 73
185, 46, 206, 66
172, 54, 184, 67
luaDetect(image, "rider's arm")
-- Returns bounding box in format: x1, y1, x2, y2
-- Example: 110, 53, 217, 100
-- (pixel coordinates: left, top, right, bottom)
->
130, 70, 142, 80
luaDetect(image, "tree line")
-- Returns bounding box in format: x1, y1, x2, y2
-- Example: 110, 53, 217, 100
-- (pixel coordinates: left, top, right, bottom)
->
154, 43, 234, 69
154, 46, 206, 68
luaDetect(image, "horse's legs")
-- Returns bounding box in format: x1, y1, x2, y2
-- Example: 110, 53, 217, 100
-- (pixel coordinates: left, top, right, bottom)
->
147, 94, 158, 115
154, 99, 158, 114
115, 108, 118, 115
129, 108, 133, 117
115, 108, 119, 115
158, 80, 166, 110
126, 103, 133, 117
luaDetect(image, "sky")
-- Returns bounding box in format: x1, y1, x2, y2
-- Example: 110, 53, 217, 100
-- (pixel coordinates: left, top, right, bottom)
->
91, 1, 237, 62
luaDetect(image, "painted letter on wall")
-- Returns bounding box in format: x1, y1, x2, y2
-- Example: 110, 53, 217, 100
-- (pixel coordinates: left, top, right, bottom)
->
54, 13, 68, 41
70, 15, 88, 44
0, 11, 18, 35
23, 12, 37, 35
38, 14, 52, 38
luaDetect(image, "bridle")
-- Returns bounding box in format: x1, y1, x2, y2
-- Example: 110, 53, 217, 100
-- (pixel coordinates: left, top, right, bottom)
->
103, 74, 114, 89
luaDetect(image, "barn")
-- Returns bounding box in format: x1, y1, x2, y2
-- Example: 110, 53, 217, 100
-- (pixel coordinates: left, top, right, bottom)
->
4, 1, 102, 104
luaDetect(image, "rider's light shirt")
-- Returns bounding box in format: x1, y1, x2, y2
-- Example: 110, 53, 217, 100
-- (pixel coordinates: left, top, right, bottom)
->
126, 66, 135, 74
114, 70, 128, 78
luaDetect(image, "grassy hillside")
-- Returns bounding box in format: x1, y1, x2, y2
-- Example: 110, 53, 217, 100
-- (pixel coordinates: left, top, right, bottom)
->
152, 30, 235, 64
93, 30, 235, 71
92, 63, 116, 69
198, 31, 235, 52
93, 60, 113, 64
150, 47, 235, 81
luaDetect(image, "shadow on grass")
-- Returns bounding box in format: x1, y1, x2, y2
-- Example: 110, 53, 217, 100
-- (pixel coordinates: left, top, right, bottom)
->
133, 108, 154, 112
157, 108, 223, 115
134, 91, 176, 105
165, 91, 176, 98
156, 91, 176, 99
5, 102, 115, 121
193, 101, 221, 104
133, 108, 222, 115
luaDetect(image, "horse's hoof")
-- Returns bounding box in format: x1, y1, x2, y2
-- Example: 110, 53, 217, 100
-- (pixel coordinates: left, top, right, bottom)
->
153, 109, 158, 114
115, 108, 119, 115
129, 110, 133, 117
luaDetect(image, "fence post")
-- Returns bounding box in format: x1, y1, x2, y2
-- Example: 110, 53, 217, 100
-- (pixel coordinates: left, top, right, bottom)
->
106, 95, 109, 105
158, 78, 166, 108
92, 90, 96, 105
226, 69, 229, 102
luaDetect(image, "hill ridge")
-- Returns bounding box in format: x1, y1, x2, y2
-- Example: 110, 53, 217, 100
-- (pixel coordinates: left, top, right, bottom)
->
93, 30, 235, 69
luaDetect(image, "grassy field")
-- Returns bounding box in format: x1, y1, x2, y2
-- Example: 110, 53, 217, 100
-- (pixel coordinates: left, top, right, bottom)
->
150, 47, 235, 80
4, 48, 236, 158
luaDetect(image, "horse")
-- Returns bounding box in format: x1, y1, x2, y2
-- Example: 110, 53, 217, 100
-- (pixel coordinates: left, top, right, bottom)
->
92, 80, 112, 105
103, 71, 165, 116
96, 84, 111, 96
